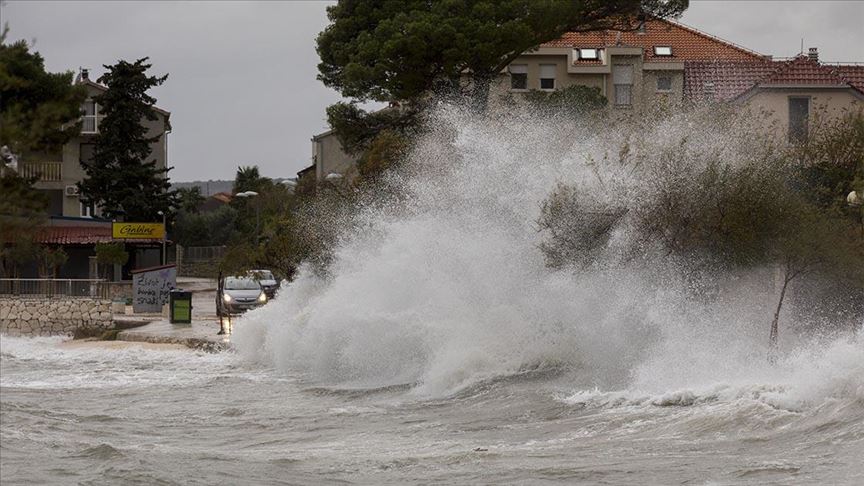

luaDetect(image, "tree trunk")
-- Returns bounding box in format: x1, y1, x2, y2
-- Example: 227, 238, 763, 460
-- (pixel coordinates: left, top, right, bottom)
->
768, 274, 790, 363
469, 75, 492, 113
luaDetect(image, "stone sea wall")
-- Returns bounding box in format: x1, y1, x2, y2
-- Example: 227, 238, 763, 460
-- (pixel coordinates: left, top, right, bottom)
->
0, 297, 113, 337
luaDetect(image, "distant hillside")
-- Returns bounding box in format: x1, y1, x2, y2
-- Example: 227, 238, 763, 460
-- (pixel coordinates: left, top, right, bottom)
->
172, 178, 298, 196
172, 180, 233, 196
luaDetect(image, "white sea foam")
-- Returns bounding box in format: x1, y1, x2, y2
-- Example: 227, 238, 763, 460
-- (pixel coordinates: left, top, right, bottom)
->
0, 336, 232, 390
233, 105, 864, 404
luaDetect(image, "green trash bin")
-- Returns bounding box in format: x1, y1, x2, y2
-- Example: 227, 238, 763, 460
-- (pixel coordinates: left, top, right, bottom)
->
169, 289, 193, 324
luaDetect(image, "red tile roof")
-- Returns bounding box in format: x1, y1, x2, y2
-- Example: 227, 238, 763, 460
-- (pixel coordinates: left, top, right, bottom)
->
685, 56, 864, 102
760, 56, 851, 86
684, 60, 778, 101
211, 192, 233, 204
543, 18, 766, 62
36, 226, 163, 245
833, 65, 864, 91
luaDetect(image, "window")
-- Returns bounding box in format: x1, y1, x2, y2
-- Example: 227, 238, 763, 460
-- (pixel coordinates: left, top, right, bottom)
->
82, 100, 98, 133
788, 97, 810, 143
654, 46, 673, 56
578, 48, 598, 60
656, 75, 672, 92
539, 64, 556, 90
612, 64, 633, 106
80, 200, 94, 218
509, 64, 527, 90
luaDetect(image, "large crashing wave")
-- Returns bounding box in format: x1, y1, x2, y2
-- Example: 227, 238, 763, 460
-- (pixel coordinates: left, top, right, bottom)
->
233, 104, 863, 404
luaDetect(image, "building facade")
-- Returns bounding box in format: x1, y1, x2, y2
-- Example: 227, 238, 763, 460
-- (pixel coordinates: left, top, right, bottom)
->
20, 71, 171, 218
491, 18, 767, 112
9, 70, 171, 280
686, 52, 863, 142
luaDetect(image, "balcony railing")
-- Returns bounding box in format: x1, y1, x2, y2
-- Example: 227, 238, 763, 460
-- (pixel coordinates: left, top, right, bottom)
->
18, 161, 63, 182
0, 279, 111, 299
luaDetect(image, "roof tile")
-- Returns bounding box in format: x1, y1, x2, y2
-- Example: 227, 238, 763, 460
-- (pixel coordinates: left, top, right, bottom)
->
543, 18, 766, 62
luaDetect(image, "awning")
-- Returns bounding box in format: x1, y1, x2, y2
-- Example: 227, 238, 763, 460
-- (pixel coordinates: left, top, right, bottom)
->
36, 226, 165, 245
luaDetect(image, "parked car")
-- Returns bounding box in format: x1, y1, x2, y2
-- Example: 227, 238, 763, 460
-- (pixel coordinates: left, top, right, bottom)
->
217, 276, 268, 315
249, 269, 279, 299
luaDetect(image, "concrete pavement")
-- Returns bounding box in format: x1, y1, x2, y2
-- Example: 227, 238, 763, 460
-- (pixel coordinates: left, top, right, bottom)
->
113, 276, 228, 350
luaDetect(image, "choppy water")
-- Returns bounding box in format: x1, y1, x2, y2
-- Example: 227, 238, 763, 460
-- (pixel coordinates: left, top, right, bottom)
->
4, 106, 864, 484
1, 335, 862, 485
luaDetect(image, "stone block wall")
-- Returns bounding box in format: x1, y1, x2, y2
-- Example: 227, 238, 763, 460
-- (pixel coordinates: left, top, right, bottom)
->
0, 298, 113, 337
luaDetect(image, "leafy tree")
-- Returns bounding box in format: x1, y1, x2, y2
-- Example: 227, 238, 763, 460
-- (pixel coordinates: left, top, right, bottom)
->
317, 0, 687, 105
174, 205, 239, 247
0, 30, 84, 277
325, 102, 414, 155
356, 129, 408, 183
95, 242, 128, 280
795, 110, 864, 215
233, 165, 271, 194
38, 246, 67, 278
0, 171, 47, 277
78, 58, 174, 222
0, 28, 87, 156
538, 109, 864, 356
175, 186, 206, 214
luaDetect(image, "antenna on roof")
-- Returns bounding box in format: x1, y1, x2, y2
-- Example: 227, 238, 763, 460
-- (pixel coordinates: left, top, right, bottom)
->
800, 38, 804, 56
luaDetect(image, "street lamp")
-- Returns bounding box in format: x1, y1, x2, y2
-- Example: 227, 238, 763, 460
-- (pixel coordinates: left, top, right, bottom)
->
157, 210, 166, 265
235, 191, 260, 245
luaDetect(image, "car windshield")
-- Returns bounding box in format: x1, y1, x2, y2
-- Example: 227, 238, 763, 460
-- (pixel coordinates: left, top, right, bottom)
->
224, 277, 261, 290
250, 270, 274, 280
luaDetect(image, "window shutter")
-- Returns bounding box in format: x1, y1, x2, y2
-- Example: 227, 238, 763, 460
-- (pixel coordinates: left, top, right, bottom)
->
540, 64, 556, 79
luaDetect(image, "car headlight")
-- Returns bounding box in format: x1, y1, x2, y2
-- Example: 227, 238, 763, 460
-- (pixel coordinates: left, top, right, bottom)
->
257, 293, 267, 303
223, 294, 232, 302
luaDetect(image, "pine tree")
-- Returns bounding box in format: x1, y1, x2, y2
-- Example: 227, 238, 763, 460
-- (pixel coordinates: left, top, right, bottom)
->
78, 58, 174, 221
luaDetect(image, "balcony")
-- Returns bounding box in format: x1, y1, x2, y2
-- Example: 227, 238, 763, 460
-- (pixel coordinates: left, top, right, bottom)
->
19, 161, 63, 182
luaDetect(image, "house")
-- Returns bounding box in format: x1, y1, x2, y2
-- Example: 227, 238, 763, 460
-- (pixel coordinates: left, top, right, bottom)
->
19, 69, 171, 218
686, 50, 864, 142
492, 17, 768, 111
8, 69, 172, 279
311, 129, 359, 182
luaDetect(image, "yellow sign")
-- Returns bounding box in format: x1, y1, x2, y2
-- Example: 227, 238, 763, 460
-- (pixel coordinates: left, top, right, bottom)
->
112, 222, 165, 239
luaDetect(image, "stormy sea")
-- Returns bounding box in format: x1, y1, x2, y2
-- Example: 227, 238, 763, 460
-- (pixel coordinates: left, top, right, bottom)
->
2, 106, 862, 485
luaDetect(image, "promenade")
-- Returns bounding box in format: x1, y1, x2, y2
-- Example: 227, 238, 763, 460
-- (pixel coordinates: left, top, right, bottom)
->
112, 277, 231, 351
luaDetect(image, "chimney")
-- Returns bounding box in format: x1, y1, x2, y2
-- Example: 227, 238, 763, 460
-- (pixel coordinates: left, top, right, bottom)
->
81, 68, 89, 80
808, 47, 818, 62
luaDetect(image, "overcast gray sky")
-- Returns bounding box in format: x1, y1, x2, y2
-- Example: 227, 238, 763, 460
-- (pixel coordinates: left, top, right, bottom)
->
2, 1, 862, 182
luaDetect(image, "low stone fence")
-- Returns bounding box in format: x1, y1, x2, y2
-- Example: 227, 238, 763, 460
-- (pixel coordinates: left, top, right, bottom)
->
0, 297, 113, 337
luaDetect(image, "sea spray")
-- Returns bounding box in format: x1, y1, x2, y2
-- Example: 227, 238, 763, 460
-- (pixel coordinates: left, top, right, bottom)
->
233, 104, 863, 400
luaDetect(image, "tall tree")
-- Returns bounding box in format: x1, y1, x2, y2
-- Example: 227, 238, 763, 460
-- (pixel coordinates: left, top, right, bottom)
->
233, 165, 271, 194
175, 186, 206, 214
0, 28, 87, 156
0, 30, 84, 277
78, 58, 174, 221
